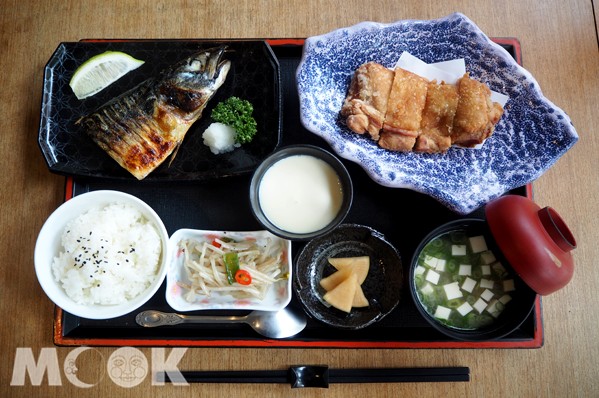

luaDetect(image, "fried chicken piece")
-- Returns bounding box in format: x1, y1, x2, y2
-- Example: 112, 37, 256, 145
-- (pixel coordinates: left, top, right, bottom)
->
414, 82, 459, 153
378, 130, 419, 152
341, 64, 504, 154
341, 62, 394, 140
451, 73, 504, 147
379, 68, 428, 151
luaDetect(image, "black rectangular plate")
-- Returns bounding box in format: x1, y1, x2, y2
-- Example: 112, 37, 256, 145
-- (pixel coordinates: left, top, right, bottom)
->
39, 40, 282, 181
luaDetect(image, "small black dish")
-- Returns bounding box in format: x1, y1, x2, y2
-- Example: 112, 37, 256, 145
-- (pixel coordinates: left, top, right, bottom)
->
294, 224, 402, 330
409, 218, 537, 341
249, 144, 353, 241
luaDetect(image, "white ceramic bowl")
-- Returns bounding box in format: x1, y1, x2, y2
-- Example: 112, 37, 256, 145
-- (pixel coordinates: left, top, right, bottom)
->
166, 228, 292, 311
249, 145, 353, 241
34, 190, 169, 320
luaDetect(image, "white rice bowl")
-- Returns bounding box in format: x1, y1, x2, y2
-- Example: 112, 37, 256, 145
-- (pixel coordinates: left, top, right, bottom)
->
53, 203, 161, 305
35, 190, 169, 320
202, 122, 240, 154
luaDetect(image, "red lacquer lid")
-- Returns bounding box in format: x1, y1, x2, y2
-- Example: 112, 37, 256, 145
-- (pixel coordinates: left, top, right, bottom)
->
485, 195, 576, 295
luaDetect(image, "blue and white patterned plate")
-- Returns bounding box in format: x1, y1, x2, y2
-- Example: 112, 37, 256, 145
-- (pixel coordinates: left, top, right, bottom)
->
296, 13, 578, 214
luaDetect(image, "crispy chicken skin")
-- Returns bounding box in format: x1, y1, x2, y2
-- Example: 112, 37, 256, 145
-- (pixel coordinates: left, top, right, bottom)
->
414, 82, 459, 153
341, 62, 504, 153
451, 73, 504, 147
383, 68, 428, 135
378, 68, 428, 152
341, 62, 394, 140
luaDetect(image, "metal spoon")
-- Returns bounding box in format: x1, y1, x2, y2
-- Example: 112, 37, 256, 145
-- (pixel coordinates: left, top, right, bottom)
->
135, 306, 307, 339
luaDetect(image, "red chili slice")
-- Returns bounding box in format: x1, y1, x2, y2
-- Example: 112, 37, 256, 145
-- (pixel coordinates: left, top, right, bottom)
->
235, 269, 252, 285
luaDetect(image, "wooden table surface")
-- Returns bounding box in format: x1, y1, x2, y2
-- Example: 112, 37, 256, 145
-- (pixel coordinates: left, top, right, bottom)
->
2, 0, 598, 396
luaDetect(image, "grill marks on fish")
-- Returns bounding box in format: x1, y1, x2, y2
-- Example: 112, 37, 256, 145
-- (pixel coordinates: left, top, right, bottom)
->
81, 84, 176, 174
78, 46, 231, 180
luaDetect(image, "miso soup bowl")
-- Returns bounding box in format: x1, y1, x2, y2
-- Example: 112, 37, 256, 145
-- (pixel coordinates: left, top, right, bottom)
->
409, 218, 537, 341
249, 145, 353, 241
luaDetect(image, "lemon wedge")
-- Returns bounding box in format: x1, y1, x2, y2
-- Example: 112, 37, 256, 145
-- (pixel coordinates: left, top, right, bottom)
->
69, 51, 145, 100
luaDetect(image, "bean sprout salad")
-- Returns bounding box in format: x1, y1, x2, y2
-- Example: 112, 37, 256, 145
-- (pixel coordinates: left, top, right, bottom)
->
177, 236, 288, 302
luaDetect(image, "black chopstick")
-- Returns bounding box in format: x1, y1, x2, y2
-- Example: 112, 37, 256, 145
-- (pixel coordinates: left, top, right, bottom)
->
160, 365, 470, 387
329, 366, 470, 384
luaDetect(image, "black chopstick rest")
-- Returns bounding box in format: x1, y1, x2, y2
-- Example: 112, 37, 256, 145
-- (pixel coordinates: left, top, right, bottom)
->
289, 365, 329, 388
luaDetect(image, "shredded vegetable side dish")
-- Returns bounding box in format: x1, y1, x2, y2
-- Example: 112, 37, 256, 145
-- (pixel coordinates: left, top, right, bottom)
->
177, 236, 288, 302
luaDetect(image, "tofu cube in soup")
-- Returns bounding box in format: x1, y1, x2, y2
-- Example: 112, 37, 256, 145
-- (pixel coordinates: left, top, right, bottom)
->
457, 302, 474, 316
481, 289, 495, 302
434, 306, 451, 320
469, 235, 488, 253
452, 245, 466, 256
473, 298, 488, 314
480, 278, 494, 289
458, 264, 472, 276
435, 259, 447, 272
461, 277, 477, 293
444, 282, 463, 300
425, 269, 441, 285
481, 251, 496, 264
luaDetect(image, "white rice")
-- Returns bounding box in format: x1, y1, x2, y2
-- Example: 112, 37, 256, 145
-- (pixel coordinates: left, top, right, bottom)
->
202, 122, 240, 154
52, 202, 162, 305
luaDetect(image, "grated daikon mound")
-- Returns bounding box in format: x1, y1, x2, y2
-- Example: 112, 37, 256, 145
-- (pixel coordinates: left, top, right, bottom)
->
202, 122, 240, 155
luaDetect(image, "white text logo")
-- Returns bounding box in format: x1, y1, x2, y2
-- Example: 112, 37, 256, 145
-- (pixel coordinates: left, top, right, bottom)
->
10, 347, 188, 387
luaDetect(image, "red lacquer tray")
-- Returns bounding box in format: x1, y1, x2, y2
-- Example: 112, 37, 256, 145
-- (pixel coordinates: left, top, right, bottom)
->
51, 38, 543, 348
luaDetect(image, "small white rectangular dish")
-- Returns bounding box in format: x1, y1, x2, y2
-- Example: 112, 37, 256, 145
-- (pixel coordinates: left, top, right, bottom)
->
166, 228, 292, 311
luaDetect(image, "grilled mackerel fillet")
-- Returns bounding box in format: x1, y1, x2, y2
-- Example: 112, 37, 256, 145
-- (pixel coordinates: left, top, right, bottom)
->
77, 46, 231, 180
